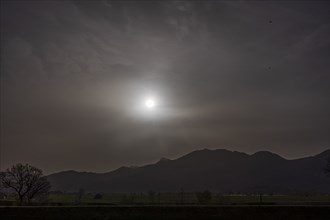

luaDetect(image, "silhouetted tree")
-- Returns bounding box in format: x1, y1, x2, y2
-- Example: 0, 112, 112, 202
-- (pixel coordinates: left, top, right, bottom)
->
75, 188, 85, 204
94, 193, 103, 200
129, 193, 137, 203
148, 191, 156, 203
259, 193, 263, 204
325, 158, 330, 176
325, 158, 330, 196
196, 190, 212, 204
179, 188, 184, 204
214, 193, 228, 204
0, 163, 50, 204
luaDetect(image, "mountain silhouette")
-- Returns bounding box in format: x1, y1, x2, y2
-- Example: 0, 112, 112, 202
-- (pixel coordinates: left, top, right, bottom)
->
47, 149, 330, 194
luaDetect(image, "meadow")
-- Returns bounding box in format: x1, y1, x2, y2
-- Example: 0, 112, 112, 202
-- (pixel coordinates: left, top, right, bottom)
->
1, 206, 330, 220
47, 192, 330, 205
1, 193, 330, 219
2, 192, 330, 206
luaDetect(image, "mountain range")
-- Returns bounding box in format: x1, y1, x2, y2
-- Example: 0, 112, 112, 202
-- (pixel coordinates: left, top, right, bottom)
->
47, 148, 330, 194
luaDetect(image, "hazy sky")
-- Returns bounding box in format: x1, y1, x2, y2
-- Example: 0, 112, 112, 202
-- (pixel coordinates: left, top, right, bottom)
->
1, 0, 329, 174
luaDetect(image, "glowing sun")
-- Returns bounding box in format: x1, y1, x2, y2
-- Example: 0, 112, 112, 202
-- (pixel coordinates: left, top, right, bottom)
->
144, 98, 156, 109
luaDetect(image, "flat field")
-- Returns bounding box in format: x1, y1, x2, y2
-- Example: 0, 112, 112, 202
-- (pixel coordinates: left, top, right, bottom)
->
1, 206, 330, 220
46, 193, 330, 205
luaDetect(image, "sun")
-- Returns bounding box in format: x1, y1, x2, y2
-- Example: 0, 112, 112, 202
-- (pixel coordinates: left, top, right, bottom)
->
145, 98, 156, 109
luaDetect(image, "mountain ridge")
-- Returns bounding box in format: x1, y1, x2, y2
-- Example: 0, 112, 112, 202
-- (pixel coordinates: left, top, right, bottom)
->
47, 148, 330, 193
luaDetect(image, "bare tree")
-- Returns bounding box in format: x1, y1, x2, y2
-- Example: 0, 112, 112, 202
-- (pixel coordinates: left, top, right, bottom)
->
325, 158, 330, 175
94, 193, 103, 200
325, 158, 330, 196
196, 190, 212, 204
75, 188, 85, 204
0, 163, 51, 204
148, 191, 156, 203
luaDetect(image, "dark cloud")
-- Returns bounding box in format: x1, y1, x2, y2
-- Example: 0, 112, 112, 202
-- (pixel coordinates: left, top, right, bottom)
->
1, 0, 329, 174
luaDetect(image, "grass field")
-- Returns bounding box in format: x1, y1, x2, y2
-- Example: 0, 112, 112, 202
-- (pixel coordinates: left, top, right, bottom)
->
3, 193, 330, 206
1, 194, 330, 219
47, 193, 330, 205
1, 206, 330, 220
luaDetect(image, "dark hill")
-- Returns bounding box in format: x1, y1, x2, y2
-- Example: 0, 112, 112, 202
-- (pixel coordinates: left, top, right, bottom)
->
47, 149, 330, 194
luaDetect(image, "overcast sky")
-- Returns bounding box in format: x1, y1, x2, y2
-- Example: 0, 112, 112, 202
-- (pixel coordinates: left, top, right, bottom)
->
1, 0, 329, 174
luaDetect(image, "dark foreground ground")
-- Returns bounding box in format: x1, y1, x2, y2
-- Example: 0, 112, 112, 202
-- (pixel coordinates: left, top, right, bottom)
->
1, 206, 330, 220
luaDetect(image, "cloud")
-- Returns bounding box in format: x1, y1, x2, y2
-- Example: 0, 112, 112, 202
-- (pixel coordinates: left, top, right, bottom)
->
1, 1, 328, 173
